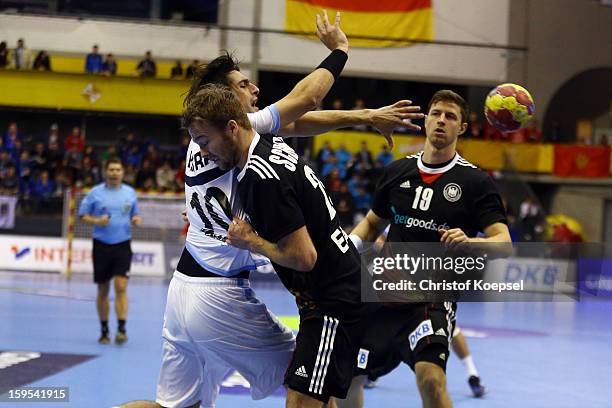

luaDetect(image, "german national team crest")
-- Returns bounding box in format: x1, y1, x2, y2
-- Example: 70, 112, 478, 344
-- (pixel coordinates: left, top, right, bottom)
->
443, 183, 462, 202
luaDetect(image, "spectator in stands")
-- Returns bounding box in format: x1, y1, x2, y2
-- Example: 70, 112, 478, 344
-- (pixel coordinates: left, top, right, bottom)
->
33, 50, 51, 71
143, 144, 162, 168
31, 141, 48, 172
175, 159, 186, 191
325, 168, 343, 201
156, 160, 175, 192
81, 156, 101, 185
10, 38, 32, 69
17, 150, 32, 193
0, 150, 13, 177
141, 176, 156, 192
64, 145, 82, 179
101, 145, 119, 166
124, 145, 142, 168
3, 122, 21, 150
376, 144, 394, 167
136, 159, 156, 188
465, 111, 484, 139
354, 140, 373, 170
31, 170, 56, 200
118, 132, 139, 159
335, 143, 352, 169
336, 184, 355, 229
316, 141, 334, 171
170, 60, 183, 79
137, 51, 156, 78
177, 134, 190, 165
122, 164, 136, 187
85, 45, 103, 74
65, 126, 85, 152
83, 145, 98, 166
0, 41, 8, 68
331, 98, 343, 110
102, 54, 117, 76
185, 59, 199, 79
352, 186, 372, 216
0, 165, 19, 195
47, 123, 60, 144
352, 98, 368, 131
46, 141, 63, 173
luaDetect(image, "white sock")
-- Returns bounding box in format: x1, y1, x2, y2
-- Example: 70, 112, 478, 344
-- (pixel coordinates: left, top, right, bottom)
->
461, 355, 479, 378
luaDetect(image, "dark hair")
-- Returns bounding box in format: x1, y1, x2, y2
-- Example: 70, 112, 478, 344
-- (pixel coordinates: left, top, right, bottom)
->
427, 90, 470, 123
184, 51, 240, 106
105, 157, 123, 169
182, 83, 252, 131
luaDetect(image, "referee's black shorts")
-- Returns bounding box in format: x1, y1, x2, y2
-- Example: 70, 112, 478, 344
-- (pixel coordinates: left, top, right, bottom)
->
92, 239, 132, 284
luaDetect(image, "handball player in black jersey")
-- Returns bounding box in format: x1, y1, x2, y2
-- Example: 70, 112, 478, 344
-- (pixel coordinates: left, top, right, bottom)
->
339, 90, 511, 408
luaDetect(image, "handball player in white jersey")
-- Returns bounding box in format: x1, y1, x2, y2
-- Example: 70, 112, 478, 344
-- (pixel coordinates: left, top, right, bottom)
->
119, 11, 423, 408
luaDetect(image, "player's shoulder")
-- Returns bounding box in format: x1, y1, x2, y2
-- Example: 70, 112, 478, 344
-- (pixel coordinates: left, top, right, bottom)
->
89, 183, 106, 194
240, 133, 299, 184
384, 152, 420, 173
121, 183, 137, 194
454, 155, 488, 178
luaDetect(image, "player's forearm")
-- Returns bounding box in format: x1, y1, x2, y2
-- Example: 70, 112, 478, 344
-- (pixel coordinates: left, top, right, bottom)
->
351, 211, 385, 243
282, 109, 373, 137
469, 230, 513, 257
80, 214, 102, 226
250, 236, 316, 272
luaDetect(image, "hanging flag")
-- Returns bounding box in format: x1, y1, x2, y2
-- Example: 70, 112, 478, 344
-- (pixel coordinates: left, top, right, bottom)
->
285, 0, 433, 48
553, 145, 611, 178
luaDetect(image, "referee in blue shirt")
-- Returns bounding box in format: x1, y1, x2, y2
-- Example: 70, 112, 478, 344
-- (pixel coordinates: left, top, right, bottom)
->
79, 158, 141, 344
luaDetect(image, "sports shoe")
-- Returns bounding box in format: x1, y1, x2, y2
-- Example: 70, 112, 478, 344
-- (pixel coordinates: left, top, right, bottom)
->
468, 375, 485, 397
98, 333, 110, 344
115, 331, 128, 345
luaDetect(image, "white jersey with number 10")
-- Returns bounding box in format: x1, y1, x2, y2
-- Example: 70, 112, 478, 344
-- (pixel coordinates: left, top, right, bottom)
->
183, 104, 281, 276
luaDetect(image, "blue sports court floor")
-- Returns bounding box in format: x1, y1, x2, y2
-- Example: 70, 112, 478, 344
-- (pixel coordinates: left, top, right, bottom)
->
1, 271, 610, 407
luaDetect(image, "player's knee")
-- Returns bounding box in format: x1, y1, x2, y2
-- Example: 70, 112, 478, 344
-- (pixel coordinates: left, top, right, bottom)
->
417, 369, 446, 400
114, 277, 128, 294
97, 282, 110, 298
287, 388, 324, 407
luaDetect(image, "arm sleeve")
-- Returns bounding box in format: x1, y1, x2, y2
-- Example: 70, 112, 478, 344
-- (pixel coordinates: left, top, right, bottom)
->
247, 104, 281, 135
371, 166, 393, 220
473, 175, 508, 231
78, 190, 95, 217
243, 176, 305, 243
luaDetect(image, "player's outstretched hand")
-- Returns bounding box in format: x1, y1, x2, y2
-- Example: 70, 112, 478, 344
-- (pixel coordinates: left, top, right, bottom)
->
371, 100, 424, 148
227, 217, 258, 251
181, 210, 188, 223
316, 10, 348, 53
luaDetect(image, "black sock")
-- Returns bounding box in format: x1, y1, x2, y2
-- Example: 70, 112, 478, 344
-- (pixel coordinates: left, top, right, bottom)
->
118, 320, 126, 333
101, 321, 109, 336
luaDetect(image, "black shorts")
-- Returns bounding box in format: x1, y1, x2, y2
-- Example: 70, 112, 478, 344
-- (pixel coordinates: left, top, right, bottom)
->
92, 239, 132, 284
356, 302, 456, 379
284, 307, 367, 403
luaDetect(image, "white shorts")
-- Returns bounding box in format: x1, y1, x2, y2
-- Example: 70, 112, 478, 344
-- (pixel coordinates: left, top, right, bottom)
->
156, 271, 296, 408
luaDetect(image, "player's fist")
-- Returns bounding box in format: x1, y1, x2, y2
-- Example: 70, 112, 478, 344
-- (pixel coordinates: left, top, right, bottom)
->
97, 214, 111, 226
316, 10, 348, 53
131, 215, 142, 226
439, 228, 470, 248
227, 217, 257, 251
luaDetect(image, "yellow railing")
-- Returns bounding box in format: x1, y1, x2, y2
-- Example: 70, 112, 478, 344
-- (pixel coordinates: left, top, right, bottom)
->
0, 69, 189, 115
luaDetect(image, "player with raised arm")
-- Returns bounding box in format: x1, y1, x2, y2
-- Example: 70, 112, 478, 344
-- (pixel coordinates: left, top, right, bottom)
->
183, 83, 370, 408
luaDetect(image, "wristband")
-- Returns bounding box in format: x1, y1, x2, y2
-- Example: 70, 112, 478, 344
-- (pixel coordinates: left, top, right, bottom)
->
316, 49, 348, 80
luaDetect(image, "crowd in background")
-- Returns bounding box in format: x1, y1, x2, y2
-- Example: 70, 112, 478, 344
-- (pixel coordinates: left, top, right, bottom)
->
0, 121, 187, 213
0, 38, 200, 80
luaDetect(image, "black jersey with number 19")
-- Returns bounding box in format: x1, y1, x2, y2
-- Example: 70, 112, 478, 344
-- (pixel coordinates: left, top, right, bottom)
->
236, 133, 362, 314
373, 152, 507, 242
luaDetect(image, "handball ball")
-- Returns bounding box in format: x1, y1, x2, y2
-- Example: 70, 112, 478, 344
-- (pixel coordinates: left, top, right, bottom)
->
484, 83, 535, 132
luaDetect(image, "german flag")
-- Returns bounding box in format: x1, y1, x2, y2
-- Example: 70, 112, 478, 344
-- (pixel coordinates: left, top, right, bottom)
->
285, 0, 433, 48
